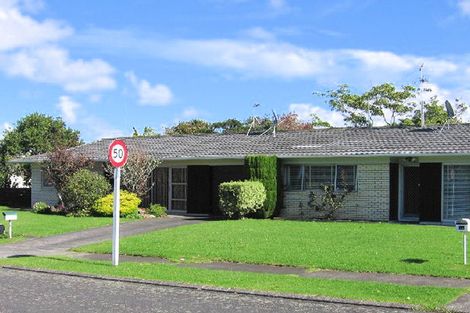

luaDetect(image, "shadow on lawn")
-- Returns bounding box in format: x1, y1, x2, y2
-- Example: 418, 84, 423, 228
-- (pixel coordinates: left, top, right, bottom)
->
400, 258, 428, 264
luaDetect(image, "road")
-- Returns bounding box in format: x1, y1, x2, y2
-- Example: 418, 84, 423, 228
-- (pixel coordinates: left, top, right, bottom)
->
0, 268, 418, 313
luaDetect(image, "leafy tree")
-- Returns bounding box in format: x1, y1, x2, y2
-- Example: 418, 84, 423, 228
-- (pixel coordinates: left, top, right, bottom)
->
318, 83, 416, 127
132, 126, 159, 137
212, 118, 247, 134
277, 113, 312, 131
44, 149, 93, 206
311, 114, 331, 127
165, 119, 214, 135
0, 113, 82, 187
401, 97, 468, 126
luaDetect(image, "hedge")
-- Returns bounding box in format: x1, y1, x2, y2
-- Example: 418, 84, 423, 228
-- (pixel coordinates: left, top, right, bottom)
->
245, 155, 280, 218
219, 180, 266, 219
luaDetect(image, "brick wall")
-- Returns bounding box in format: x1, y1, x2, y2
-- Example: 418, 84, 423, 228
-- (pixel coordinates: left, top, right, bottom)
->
281, 164, 390, 221
31, 164, 59, 207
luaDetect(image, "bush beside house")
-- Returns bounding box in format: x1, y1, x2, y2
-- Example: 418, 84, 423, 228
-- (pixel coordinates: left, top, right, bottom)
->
93, 190, 141, 218
62, 169, 111, 216
245, 155, 280, 218
219, 180, 266, 219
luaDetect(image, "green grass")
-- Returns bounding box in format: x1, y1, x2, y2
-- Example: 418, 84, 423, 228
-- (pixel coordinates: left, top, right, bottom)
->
77, 219, 470, 278
0, 206, 125, 243
0, 256, 464, 311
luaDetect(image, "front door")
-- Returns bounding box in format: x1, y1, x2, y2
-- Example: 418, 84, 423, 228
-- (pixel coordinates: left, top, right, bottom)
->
403, 166, 421, 219
169, 167, 187, 211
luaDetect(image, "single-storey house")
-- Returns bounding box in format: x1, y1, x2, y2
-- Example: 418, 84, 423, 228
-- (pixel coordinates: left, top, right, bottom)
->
11, 124, 470, 224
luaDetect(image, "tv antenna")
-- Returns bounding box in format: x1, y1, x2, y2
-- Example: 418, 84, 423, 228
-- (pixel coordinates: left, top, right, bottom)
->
417, 64, 432, 128
246, 103, 261, 136
260, 109, 286, 138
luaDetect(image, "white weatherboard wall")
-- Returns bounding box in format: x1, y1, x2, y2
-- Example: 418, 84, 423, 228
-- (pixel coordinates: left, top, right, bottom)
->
281, 163, 390, 221
31, 163, 59, 207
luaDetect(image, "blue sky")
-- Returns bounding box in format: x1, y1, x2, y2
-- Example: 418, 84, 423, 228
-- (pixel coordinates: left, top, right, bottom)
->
2, 0, 470, 142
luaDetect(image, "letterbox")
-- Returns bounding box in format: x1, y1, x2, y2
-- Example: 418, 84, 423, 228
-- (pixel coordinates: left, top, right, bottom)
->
456, 218, 470, 232
3, 212, 17, 221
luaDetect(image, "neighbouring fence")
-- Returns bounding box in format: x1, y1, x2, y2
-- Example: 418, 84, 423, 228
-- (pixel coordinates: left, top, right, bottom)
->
0, 188, 31, 208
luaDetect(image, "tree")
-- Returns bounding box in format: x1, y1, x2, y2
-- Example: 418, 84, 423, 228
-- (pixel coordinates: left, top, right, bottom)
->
105, 153, 160, 201
401, 97, 468, 126
311, 114, 331, 128
0, 113, 82, 187
318, 83, 416, 127
212, 118, 247, 134
132, 126, 159, 137
43, 149, 93, 206
165, 119, 214, 135
277, 113, 312, 131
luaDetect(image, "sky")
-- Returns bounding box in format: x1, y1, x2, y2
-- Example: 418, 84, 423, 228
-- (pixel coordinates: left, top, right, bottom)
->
1, 0, 470, 142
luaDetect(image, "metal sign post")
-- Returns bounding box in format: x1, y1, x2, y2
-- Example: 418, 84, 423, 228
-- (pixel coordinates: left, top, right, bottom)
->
112, 166, 121, 266
108, 139, 128, 267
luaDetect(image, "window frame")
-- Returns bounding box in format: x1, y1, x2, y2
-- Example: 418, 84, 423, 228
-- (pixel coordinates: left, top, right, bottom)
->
284, 164, 357, 192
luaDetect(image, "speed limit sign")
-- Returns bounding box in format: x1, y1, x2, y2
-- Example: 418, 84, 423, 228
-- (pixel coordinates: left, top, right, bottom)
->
108, 139, 128, 266
108, 139, 128, 168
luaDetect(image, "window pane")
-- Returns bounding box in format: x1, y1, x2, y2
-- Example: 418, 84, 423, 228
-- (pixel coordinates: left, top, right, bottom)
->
444, 165, 470, 220
305, 166, 333, 189
172, 168, 187, 183
172, 185, 186, 199
172, 200, 186, 211
336, 165, 356, 191
288, 165, 302, 191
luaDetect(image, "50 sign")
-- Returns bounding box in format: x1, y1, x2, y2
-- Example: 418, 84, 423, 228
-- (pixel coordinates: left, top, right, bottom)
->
108, 139, 128, 168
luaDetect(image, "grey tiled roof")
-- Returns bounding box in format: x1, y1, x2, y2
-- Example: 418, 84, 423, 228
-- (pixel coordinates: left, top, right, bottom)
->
10, 124, 470, 163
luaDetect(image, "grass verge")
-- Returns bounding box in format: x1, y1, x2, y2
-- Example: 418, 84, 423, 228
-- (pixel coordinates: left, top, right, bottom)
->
0, 256, 464, 311
0, 206, 128, 244
76, 219, 470, 278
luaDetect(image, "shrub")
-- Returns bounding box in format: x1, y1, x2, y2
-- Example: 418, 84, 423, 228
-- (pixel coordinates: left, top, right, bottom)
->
245, 155, 280, 218
63, 169, 111, 216
32, 201, 51, 214
93, 190, 141, 218
219, 180, 266, 219
148, 203, 167, 218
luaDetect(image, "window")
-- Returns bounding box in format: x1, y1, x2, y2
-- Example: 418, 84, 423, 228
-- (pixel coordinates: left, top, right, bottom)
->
443, 165, 470, 220
336, 165, 357, 191
285, 165, 303, 191
42, 170, 54, 187
284, 165, 357, 192
305, 166, 334, 189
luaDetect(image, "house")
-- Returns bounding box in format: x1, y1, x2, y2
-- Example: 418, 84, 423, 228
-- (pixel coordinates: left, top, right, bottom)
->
10, 124, 470, 224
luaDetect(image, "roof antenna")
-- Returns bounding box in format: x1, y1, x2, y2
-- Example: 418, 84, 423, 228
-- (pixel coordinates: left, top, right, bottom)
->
260, 109, 286, 138
440, 100, 457, 133
246, 103, 261, 136
417, 64, 431, 128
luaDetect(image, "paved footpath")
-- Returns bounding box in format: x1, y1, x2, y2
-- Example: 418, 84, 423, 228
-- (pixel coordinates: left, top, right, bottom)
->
0, 215, 204, 258
0, 267, 416, 313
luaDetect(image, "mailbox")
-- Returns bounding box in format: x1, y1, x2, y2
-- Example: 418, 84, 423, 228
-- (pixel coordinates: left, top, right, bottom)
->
456, 218, 470, 232
3, 212, 17, 221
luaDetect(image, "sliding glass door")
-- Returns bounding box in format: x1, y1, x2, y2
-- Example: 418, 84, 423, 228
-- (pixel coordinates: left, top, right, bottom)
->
169, 167, 187, 211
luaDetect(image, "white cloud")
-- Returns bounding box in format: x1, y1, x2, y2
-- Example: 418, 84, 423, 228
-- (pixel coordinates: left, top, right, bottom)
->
57, 95, 80, 124
289, 103, 345, 127
0, 121, 13, 139
125, 71, 173, 106
0, 1, 70, 52
458, 0, 470, 16
242, 27, 276, 41
1, 46, 116, 92
0, 2, 115, 93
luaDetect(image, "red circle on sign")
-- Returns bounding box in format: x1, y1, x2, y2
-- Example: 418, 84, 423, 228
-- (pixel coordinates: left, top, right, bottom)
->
108, 139, 128, 168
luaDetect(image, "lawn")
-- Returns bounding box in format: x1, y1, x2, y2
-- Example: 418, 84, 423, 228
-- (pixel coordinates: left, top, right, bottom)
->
76, 219, 470, 278
0, 206, 123, 243
0, 256, 464, 311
